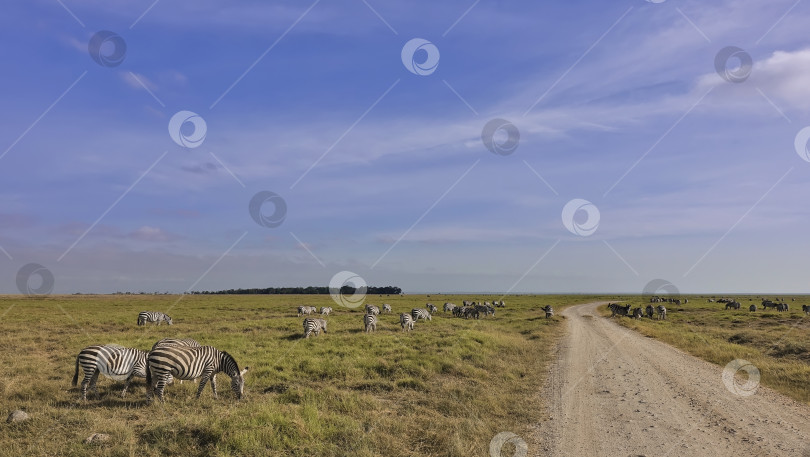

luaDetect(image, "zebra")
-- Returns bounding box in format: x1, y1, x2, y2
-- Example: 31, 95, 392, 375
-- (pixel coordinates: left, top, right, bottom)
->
543, 305, 554, 319
363, 313, 377, 333
298, 306, 316, 317
632, 307, 643, 319
382, 304, 392, 313
151, 338, 202, 385
411, 308, 432, 322
761, 300, 776, 310
749, 304, 757, 312
609, 303, 631, 317
320, 307, 332, 316
303, 318, 327, 338
400, 313, 414, 331
463, 307, 480, 319
137, 311, 172, 326
365, 304, 380, 316
476, 304, 495, 317
802, 304, 810, 314
657, 305, 667, 320
462, 300, 471, 306
426, 303, 438, 314
72, 344, 148, 400
777, 303, 787, 312
145, 345, 248, 404
645, 305, 654, 319
443, 303, 455, 313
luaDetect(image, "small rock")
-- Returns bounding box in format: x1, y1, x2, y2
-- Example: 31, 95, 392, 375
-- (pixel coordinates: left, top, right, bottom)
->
84, 433, 110, 445
7, 410, 28, 423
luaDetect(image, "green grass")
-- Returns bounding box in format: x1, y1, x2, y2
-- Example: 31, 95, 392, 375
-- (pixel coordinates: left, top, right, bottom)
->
600, 296, 810, 404
0, 294, 606, 456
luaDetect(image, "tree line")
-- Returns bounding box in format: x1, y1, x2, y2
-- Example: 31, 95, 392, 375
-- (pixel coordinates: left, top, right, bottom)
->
190, 286, 402, 295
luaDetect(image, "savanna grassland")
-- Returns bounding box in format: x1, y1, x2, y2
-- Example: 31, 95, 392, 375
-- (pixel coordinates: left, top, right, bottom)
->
599, 296, 810, 404
0, 293, 607, 456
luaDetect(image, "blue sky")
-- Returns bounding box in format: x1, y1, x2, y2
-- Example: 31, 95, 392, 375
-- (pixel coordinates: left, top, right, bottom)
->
2, 0, 810, 294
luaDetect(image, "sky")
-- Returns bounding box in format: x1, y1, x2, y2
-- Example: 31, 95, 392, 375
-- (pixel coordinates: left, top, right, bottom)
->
1, 0, 810, 295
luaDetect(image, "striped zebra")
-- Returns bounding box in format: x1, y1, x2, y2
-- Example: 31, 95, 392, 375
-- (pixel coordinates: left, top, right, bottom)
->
364, 313, 377, 333
297, 306, 316, 317
151, 338, 202, 385
137, 311, 172, 326
411, 308, 432, 322
303, 318, 327, 338
543, 305, 554, 319
72, 344, 148, 400
632, 307, 643, 319
365, 304, 380, 316
426, 303, 438, 314
382, 303, 392, 313
802, 304, 810, 314
657, 305, 667, 320
400, 313, 414, 331
320, 307, 332, 316
145, 345, 248, 403
443, 302, 455, 313
645, 305, 654, 319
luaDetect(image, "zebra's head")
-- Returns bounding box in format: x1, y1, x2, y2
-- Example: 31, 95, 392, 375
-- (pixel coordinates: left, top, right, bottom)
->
231, 366, 249, 400
165, 316, 173, 325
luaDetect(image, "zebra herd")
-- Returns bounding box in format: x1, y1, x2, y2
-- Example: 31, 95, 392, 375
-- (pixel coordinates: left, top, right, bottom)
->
299, 299, 516, 337
608, 303, 666, 320
72, 337, 247, 404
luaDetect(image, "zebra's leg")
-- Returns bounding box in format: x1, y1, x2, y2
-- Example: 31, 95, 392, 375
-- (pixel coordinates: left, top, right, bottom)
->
88, 370, 101, 400
210, 374, 218, 399
121, 373, 135, 398
196, 374, 210, 399
80, 369, 94, 401
155, 376, 169, 403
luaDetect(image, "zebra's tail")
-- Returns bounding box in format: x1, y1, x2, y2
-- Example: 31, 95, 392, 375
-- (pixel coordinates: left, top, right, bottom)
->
72, 355, 80, 386
145, 363, 152, 388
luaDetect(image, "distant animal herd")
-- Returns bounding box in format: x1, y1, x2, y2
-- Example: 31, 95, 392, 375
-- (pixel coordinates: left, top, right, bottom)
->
607, 296, 810, 321
73, 298, 555, 404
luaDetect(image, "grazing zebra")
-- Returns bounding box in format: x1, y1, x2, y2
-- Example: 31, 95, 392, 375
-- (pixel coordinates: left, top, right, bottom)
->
303, 318, 327, 338
363, 313, 377, 333
462, 300, 471, 306
382, 304, 392, 313
72, 344, 148, 400
411, 308, 432, 322
426, 303, 438, 314
761, 300, 776, 310
802, 304, 810, 314
749, 304, 756, 312
543, 305, 554, 319
777, 303, 787, 312
645, 305, 654, 319
609, 303, 631, 317
477, 304, 495, 317
632, 307, 643, 319
137, 311, 172, 326
298, 306, 316, 317
400, 313, 414, 331
320, 307, 332, 316
463, 307, 480, 319
365, 304, 380, 316
443, 303, 455, 313
145, 345, 248, 403
656, 305, 667, 320
151, 337, 202, 385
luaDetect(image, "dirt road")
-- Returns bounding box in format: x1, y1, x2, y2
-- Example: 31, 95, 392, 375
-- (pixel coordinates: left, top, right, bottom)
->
536, 302, 810, 456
